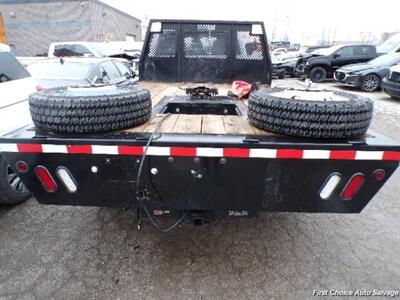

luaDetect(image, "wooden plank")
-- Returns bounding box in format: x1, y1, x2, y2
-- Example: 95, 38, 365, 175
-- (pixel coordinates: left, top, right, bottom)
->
121, 82, 277, 136
158, 114, 179, 133
222, 115, 276, 136
248, 123, 275, 136
222, 115, 257, 135
136, 82, 177, 106
201, 115, 225, 134
120, 117, 159, 133
172, 114, 202, 134
141, 115, 166, 132
121, 114, 179, 134
152, 86, 180, 106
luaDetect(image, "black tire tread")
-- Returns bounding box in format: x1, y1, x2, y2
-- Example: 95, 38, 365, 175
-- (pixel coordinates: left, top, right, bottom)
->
29, 87, 151, 133
248, 88, 373, 139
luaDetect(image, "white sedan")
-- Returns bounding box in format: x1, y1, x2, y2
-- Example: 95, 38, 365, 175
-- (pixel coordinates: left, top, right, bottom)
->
0, 51, 38, 204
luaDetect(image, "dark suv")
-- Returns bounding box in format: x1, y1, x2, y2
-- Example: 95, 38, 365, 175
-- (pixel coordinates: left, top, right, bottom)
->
296, 44, 377, 82
381, 65, 400, 99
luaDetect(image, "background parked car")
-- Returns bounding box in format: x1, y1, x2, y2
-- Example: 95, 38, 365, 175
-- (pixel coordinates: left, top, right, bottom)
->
272, 47, 288, 58
280, 45, 331, 60
334, 52, 400, 92
27, 57, 137, 89
295, 44, 377, 82
0, 51, 37, 204
48, 41, 143, 74
271, 53, 286, 79
279, 45, 332, 76
381, 64, 400, 99
377, 33, 400, 55
48, 41, 143, 60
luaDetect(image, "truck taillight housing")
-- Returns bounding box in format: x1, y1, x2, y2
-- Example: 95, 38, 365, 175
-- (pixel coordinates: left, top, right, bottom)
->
15, 161, 29, 173
341, 173, 365, 201
35, 166, 58, 193
372, 169, 385, 181
56, 167, 78, 193
319, 173, 341, 200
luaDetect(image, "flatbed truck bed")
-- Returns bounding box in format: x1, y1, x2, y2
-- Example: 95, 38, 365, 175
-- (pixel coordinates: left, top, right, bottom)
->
1, 19, 399, 227
125, 82, 272, 136
1, 80, 399, 218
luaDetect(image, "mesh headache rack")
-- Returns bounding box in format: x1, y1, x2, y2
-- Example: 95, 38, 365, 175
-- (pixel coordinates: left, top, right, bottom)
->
139, 19, 272, 83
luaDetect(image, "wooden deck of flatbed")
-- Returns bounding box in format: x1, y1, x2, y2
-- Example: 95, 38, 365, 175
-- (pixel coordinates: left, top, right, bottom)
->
126, 81, 274, 136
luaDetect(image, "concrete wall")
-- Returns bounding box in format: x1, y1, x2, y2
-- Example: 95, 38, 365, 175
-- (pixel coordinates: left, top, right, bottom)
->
0, 0, 141, 56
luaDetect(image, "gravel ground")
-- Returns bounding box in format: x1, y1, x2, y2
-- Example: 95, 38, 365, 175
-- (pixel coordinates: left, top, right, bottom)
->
1, 78, 400, 300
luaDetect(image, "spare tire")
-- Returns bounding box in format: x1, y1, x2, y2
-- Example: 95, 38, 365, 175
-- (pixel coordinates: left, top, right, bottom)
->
248, 88, 373, 138
29, 85, 151, 133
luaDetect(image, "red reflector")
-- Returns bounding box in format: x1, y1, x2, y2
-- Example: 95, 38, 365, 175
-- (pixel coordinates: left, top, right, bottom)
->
17, 144, 42, 153
372, 169, 386, 181
277, 149, 304, 159
341, 174, 365, 201
329, 150, 357, 160
35, 166, 58, 193
171, 147, 196, 157
67, 145, 92, 154
223, 148, 250, 158
16, 161, 29, 173
383, 151, 400, 161
118, 146, 144, 155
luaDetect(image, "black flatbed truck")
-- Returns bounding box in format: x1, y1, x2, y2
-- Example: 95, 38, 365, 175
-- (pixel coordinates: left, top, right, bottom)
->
1, 20, 399, 227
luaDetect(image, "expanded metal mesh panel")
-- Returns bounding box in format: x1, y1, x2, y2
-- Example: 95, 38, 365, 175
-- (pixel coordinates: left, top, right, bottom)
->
140, 21, 272, 83
197, 24, 216, 31
235, 31, 264, 60
148, 29, 177, 58
183, 24, 228, 59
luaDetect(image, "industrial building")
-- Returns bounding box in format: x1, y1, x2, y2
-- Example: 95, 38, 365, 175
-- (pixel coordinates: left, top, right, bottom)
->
0, 0, 141, 56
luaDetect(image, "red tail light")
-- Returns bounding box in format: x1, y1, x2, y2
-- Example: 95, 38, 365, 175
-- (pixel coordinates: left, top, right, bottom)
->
341, 173, 365, 201
372, 169, 385, 181
35, 166, 58, 192
15, 161, 29, 173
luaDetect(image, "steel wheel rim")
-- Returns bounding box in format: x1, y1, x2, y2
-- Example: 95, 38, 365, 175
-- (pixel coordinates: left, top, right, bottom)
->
363, 76, 379, 91
7, 166, 28, 194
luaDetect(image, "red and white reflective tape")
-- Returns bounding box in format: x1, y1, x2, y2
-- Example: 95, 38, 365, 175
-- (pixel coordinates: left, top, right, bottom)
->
0, 143, 400, 161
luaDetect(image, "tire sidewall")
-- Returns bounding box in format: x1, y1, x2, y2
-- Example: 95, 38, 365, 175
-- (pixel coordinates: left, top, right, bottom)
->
259, 87, 371, 106
29, 86, 152, 134
310, 67, 327, 83
361, 74, 380, 92
0, 155, 31, 205
248, 88, 373, 139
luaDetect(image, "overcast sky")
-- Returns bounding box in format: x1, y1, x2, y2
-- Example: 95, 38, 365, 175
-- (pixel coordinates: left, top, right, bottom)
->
101, 0, 400, 44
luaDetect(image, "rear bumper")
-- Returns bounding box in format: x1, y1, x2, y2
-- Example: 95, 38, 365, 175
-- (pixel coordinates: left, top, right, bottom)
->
1, 134, 399, 215
381, 77, 400, 98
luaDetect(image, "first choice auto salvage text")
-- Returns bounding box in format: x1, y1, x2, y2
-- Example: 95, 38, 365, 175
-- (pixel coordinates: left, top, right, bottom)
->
313, 289, 399, 297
